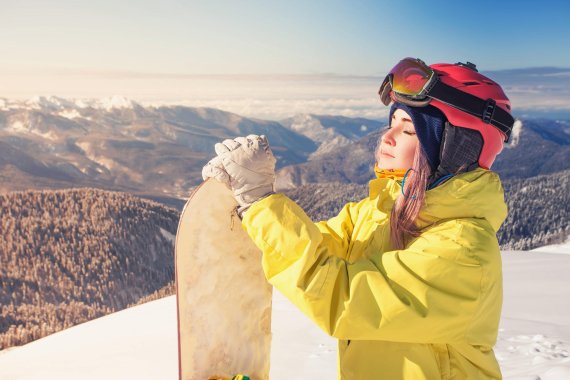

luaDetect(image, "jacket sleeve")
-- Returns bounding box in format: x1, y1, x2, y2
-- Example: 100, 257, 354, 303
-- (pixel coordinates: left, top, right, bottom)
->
242, 193, 496, 344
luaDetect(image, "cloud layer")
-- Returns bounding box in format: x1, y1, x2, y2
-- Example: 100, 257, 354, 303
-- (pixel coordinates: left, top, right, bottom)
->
2, 67, 570, 120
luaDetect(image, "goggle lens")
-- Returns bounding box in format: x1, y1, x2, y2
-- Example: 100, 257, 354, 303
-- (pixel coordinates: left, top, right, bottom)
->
389, 58, 434, 96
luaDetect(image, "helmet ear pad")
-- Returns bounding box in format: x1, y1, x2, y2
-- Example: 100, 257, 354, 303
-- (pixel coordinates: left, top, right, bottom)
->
429, 122, 483, 187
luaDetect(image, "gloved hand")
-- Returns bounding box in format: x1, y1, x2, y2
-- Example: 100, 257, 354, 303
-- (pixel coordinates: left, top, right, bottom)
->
202, 135, 276, 215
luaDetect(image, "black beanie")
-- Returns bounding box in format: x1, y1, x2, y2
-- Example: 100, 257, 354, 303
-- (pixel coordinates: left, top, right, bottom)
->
389, 102, 447, 172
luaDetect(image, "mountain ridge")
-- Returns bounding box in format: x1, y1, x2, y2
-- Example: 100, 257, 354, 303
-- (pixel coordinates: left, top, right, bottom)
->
0, 100, 321, 198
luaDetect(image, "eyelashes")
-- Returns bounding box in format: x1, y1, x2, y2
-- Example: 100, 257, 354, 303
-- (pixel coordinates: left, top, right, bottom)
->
384, 127, 416, 135
390, 116, 416, 136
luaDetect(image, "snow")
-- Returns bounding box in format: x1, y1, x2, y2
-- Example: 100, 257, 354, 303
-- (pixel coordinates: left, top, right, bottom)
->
98, 96, 138, 111
0, 250, 569, 379
530, 236, 570, 255
159, 228, 175, 243
0, 96, 139, 112
6, 121, 27, 134
34, 130, 58, 141
5, 120, 58, 140
308, 135, 352, 160
497, 251, 570, 379
0, 296, 178, 380
288, 114, 328, 142
74, 99, 91, 109
25, 96, 58, 110
25, 96, 77, 111
58, 109, 84, 120
270, 291, 337, 379
283, 114, 365, 160
506, 119, 523, 149
77, 142, 117, 171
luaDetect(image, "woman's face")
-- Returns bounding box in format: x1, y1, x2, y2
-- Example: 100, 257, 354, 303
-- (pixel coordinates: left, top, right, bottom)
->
376, 108, 419, 170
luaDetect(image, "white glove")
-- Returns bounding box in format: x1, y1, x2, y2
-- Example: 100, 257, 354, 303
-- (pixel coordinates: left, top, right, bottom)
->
202, 135, 276, 213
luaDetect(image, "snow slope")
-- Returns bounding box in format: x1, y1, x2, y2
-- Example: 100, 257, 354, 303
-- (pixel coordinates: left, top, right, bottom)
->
498, 251, 570, 379
529, 236, 570, 255
0, 294, 178, 380
0, 251, 569, 379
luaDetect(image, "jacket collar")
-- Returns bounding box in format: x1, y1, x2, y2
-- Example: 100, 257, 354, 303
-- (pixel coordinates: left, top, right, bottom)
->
368, 167, 508, 232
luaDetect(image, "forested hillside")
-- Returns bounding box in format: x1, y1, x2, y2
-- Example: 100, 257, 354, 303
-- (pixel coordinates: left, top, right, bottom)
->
499, 169, 570, 250
285, 169, 570, 250
0, 188, 178, 349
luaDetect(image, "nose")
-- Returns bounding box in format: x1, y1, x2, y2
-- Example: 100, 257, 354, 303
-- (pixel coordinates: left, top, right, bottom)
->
381, 127, 396, 146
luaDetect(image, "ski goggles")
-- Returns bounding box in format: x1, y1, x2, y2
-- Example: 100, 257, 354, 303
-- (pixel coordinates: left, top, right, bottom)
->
378, 57, 514, 141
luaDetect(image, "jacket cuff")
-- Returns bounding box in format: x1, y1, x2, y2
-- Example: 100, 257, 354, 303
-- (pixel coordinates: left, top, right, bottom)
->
237, 192, 276, 219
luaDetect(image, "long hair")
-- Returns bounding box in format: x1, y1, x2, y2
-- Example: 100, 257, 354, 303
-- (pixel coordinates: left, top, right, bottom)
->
388, 143, 432, 250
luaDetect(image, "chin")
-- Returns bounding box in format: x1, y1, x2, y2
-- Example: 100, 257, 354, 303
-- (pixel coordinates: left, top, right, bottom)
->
377, 163, 396, 170
376, 158, 395, 170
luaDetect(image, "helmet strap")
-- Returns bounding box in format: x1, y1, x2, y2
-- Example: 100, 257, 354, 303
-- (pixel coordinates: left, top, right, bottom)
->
428, 80, 513, 142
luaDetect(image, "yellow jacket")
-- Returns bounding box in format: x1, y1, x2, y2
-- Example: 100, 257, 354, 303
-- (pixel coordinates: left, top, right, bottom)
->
242, 168, 508, 379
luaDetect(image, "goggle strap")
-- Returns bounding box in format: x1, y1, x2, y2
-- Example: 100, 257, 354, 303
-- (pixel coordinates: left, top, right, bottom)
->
428, 81, 514, 142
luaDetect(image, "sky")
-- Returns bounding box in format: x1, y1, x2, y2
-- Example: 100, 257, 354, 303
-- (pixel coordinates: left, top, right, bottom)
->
1, 0, 570, 119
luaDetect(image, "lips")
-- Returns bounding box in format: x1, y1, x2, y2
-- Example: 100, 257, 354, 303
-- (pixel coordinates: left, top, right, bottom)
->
380, 150, 395, 158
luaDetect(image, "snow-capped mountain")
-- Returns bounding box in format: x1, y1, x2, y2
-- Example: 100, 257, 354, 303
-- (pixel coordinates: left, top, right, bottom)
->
279, 114, 384, 160
0, 250, 568, 380
0, 97, 319, 198
4, 96, 141, 112
275, 129, 380, 189
4, 96, 568, 200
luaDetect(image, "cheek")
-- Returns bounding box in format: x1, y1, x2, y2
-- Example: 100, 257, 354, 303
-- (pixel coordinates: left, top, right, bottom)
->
374, 145, 382, 162
402, 140, 418, 163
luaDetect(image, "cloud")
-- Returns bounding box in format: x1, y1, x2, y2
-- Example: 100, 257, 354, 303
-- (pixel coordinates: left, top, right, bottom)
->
150, 97, 390, 121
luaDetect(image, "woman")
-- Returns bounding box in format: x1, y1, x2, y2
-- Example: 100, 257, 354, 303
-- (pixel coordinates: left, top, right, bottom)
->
202, 58, 515, 379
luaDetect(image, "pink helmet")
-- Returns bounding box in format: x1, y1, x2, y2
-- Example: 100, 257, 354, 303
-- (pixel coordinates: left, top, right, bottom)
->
428, 62, 513, 169
379, 58, 515, 170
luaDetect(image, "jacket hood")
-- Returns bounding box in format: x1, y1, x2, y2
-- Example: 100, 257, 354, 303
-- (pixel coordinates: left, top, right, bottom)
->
368, 167, 508, 232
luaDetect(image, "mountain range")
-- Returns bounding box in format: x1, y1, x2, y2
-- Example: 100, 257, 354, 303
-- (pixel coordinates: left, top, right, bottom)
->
0, 96, 384, 199
3, 96, 569, 197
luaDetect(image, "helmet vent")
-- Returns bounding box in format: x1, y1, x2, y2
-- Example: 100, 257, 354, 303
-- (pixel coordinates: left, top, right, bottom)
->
462, 81, 479, 86
506, 104, 511, 110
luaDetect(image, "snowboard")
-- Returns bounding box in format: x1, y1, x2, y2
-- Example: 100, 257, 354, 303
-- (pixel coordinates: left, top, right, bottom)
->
175, 178, 273, 380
